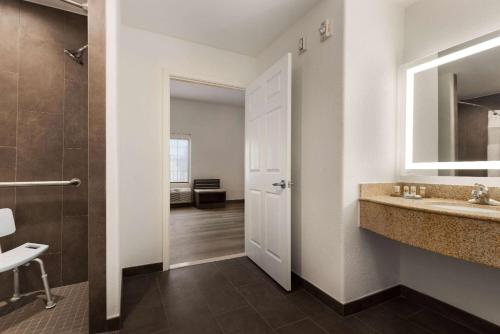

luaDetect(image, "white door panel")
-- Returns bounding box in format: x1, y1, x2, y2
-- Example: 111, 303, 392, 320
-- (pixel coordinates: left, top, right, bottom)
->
245, 53, 292, 291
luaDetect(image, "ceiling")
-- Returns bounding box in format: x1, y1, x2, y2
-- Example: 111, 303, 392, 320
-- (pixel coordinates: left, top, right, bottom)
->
170, 80, 245, 107
121, 0, 322, 56
25, 0, 86, 15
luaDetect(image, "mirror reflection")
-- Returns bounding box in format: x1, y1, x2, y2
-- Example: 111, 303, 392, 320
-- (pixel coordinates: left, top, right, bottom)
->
413, 44, 500, 176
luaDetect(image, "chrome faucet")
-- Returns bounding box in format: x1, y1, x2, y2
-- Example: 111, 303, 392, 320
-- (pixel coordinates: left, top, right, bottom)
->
468, 184, 500, 206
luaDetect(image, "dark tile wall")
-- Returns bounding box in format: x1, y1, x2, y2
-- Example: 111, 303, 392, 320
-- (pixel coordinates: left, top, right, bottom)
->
0, 0, 88, 299
87, 0, 107, 332
457, 93, 500, 177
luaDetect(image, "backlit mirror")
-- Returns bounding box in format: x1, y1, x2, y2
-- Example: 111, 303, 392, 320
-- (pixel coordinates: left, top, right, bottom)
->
405, 31, 500, 176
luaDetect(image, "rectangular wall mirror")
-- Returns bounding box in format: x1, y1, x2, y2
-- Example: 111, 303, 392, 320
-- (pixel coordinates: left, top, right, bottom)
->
404, 31, 500, 176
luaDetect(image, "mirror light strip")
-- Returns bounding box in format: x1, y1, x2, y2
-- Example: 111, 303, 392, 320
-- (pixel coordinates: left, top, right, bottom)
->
405, 35, 500, 171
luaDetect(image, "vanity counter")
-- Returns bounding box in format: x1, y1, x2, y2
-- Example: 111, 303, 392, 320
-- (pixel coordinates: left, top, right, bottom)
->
361, 195, 500, 223
359, 186, 500, 269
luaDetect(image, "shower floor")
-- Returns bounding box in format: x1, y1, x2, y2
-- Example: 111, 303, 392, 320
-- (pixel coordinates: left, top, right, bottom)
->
0, 282, 88, 334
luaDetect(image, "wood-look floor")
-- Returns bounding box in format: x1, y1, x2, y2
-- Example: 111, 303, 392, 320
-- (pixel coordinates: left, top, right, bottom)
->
170, 202, 244, 265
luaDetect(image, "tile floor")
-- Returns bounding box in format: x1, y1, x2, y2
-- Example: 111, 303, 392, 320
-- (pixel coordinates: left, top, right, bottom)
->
0, 282, 88, 334
120, 257, 486, 334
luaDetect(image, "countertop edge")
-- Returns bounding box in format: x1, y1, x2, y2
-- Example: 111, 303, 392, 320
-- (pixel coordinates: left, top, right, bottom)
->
359, 197, 500, 224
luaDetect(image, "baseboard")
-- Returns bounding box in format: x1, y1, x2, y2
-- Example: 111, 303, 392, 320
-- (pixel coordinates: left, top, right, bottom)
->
292, 273, 344, 314
344, 285, 401, 315
170, 203, 192, 208
292, 273, 398, 315
227, 199, 244, 203
401, 286, 500, 334
105, 316, 120, 332
122, 262, 163, 277
292, 273, 499, 332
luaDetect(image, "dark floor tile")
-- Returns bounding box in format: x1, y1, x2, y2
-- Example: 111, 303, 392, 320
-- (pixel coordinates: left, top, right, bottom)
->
216, 306, 274, 334
202, 285, 248, 316
168, 315, 224, 334
237, 257, 284, 289
158, 267, 200, 295
379, 296, 424, 319
286, 290, 328, 316
159, 263, 222, 295
216, 258, 266, 287
409, 309, 478, 334
161, 284, 206, 311
121, 304, 168, 333
197, 270, 234, 292
311, 310, 374, 334
277, 319, 327, 334
165, 293, 214, 331
122, 273, 163, 308
356, 304, 431, 334
238, 282, 306, 329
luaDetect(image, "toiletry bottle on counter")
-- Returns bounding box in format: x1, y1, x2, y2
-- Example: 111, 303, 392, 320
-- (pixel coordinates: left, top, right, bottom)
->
393, 185, 401, 196
403, 186, 409, 197
420, 186, 426, 198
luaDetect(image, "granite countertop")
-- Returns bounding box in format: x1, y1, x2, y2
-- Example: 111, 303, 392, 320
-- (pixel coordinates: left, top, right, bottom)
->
360, 195, 500, 223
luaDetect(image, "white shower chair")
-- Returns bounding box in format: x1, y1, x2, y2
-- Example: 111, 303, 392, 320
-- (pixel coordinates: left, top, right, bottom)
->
0, 208, 56, 309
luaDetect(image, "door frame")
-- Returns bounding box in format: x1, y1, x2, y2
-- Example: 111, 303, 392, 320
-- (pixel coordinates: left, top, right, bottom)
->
161, 71, 246, 271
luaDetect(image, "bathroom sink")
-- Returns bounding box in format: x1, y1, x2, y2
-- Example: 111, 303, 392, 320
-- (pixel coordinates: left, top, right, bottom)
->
426, 202, 500, 215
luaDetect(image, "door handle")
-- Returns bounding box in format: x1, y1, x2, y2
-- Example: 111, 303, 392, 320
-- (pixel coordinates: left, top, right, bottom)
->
272, 180, 287, 189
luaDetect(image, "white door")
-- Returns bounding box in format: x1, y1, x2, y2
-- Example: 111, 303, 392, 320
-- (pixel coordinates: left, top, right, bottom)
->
245, 53, 292, 291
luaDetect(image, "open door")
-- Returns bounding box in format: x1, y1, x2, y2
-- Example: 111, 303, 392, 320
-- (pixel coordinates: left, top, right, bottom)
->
245, 53, 292, 291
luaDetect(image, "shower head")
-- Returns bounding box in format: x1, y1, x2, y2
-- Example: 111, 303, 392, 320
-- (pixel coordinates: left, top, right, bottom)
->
64, 45, 88, 65
60, 0, 88, 12
459, 101, 500, 116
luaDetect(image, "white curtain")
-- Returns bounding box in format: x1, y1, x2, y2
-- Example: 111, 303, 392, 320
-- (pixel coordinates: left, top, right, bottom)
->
488, 111, 500, 177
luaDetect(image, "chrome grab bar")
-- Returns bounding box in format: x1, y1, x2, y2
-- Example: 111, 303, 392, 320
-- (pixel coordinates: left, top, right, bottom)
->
0, 178, 81, 188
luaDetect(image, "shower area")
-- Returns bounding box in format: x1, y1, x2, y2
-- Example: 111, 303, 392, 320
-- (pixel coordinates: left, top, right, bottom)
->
457, 95, 500, 177
0, 0, 106, 333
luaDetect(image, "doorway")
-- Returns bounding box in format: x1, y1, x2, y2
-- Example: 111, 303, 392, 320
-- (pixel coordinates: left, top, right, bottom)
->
162, 53, 292, 291
167, 78, 246, 268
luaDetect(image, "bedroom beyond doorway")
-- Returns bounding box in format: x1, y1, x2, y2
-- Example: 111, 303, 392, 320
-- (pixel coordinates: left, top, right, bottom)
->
168, 79, 246, 267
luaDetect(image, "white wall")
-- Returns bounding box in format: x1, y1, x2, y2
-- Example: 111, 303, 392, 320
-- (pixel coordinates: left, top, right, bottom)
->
118, 25, 256, 269
402, 0, 500, 325
257, 0, 345, 300
106, 0, 121, 320
342, 0, 403, 302
171, 98, 245, 200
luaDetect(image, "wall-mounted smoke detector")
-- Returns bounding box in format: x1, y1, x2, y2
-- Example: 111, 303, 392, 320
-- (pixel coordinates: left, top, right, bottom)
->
319, 19, 332, 42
